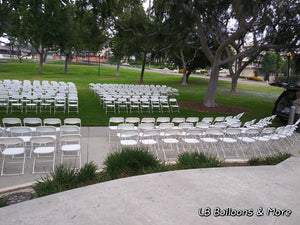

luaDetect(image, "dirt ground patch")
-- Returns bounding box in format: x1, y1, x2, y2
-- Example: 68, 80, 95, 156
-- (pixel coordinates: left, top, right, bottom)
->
179, 101, 251, 114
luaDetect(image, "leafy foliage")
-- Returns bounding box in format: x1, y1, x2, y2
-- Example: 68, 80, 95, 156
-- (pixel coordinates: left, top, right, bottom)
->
103, 148, 160, 179
177, 152, 224, 169
34, 162, 99, 197
249, 153, 292, 166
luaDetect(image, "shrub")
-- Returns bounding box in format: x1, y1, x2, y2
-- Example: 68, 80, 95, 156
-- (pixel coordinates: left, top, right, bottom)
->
248, 76, 264, 81
77, 162, 98, 184
0, 198, 7, 208
249, 152, 292, 166
278, 75, 300, 84
103, 148, 160, 179
176, 152, 224, 169
34, 162, 99, 197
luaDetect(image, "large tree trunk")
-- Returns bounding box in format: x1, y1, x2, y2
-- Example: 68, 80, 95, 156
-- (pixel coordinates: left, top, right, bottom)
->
139, 53, 146, 84
39, 47, 44, 74
116, 58, 120, 77
203, 63, 220, 107
64, 51, 73, 74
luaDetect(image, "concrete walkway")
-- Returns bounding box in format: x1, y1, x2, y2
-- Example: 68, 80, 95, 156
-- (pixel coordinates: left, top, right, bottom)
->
0, 127, 299, 224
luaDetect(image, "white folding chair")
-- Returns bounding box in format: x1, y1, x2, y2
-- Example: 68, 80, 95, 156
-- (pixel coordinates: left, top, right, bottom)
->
219, 128, 242, 158
67, 96, 79, 114
0, 137, 26, 176
30, 136, 56, 174
44, 118, 61, 132
160, 128, 181, 161
119, 129, 139, 150
23, 117, 42, 133
108, 117, 125, 143
139, 129, 160, 157
239, 128, 260, 157
201, 127, 223, 158
182, 128, 204, 153
60, 134, 82, 169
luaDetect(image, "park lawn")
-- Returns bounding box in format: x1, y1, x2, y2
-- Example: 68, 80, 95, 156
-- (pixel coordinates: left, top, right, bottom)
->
0, 62, 283, 126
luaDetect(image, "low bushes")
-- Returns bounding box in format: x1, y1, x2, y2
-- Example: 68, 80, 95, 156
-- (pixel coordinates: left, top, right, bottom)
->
248, 152, 292, 166
34, 162, 99, 197
102, 148, 161, 179
248, 76, 264, 81
177, 152, 224, 169
33, 149, 292, 198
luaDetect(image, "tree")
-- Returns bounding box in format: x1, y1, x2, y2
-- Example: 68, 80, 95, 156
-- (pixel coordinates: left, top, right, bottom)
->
262, 52, 278, 81
7, 0, 62, 73
160, 0, 300, 107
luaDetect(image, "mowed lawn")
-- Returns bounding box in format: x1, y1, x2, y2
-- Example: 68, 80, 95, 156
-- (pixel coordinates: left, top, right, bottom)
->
0, 62, 283, 126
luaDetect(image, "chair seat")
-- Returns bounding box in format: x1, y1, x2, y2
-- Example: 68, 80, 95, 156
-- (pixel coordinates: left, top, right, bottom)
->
34, 147, 55, 154
2, 147, 25, 155
220, 137, 237, 143
162, 138, 179, 144
140, 139, 157, 145
201, 137, 218, 143
120, 140, 138, 146
61, 144, 80, 151
239, 137, 255, 143
183, 138, 199, 144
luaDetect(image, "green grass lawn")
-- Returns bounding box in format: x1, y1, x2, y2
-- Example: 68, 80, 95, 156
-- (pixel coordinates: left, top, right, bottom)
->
0, 62, 283, 126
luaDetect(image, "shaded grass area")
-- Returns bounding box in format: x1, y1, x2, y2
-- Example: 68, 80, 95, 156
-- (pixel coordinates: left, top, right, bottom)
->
0, 62, 283, 126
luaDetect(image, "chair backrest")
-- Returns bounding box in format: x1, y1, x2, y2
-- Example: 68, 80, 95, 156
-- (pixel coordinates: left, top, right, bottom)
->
206, 127, 223, 136
60, 125, 80, 135
164, 128, 181, 137
186, 117, 199, 123
120, 129, 139, 139
125, 117, 140, 124
30, 136, 55, 146
2, 118, 22, 127
60, 134, 81, 145
225, 128, 241, 137
10, 126, 32, 137
64, 118, 81, 127
0, 137, 24, 146
44, 118, 61, 127
117, 123, 135, 131
36, 126, 57, 136
201, 117, 214, 124
159, 123, 174, 130
141, 117, 156, 123
109, 117, 124, 125
156, 117, 171, 124
138, 123, 155, 130
178, 122, 194, 130
171, 117, 185, 124
141, 129, 160, 138
23, 118, 42, 127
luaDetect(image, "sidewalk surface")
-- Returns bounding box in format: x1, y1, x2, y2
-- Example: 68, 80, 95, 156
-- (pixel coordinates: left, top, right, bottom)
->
0, 126, 299, 225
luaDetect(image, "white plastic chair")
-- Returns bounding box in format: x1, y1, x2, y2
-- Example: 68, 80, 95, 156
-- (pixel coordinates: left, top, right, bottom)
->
239, 128, 260, 157
60, 134, 82, 169
30, 136, 56, 174
0, 137, 26, 176
108, 117, 125, 142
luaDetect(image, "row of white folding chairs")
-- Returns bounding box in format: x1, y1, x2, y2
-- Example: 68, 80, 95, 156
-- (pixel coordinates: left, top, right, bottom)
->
1, 117, 81, 129
0, 133, 82, 176
108, 115, 245, 129
102, 96, 179, 114
113, 124, 295, 161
